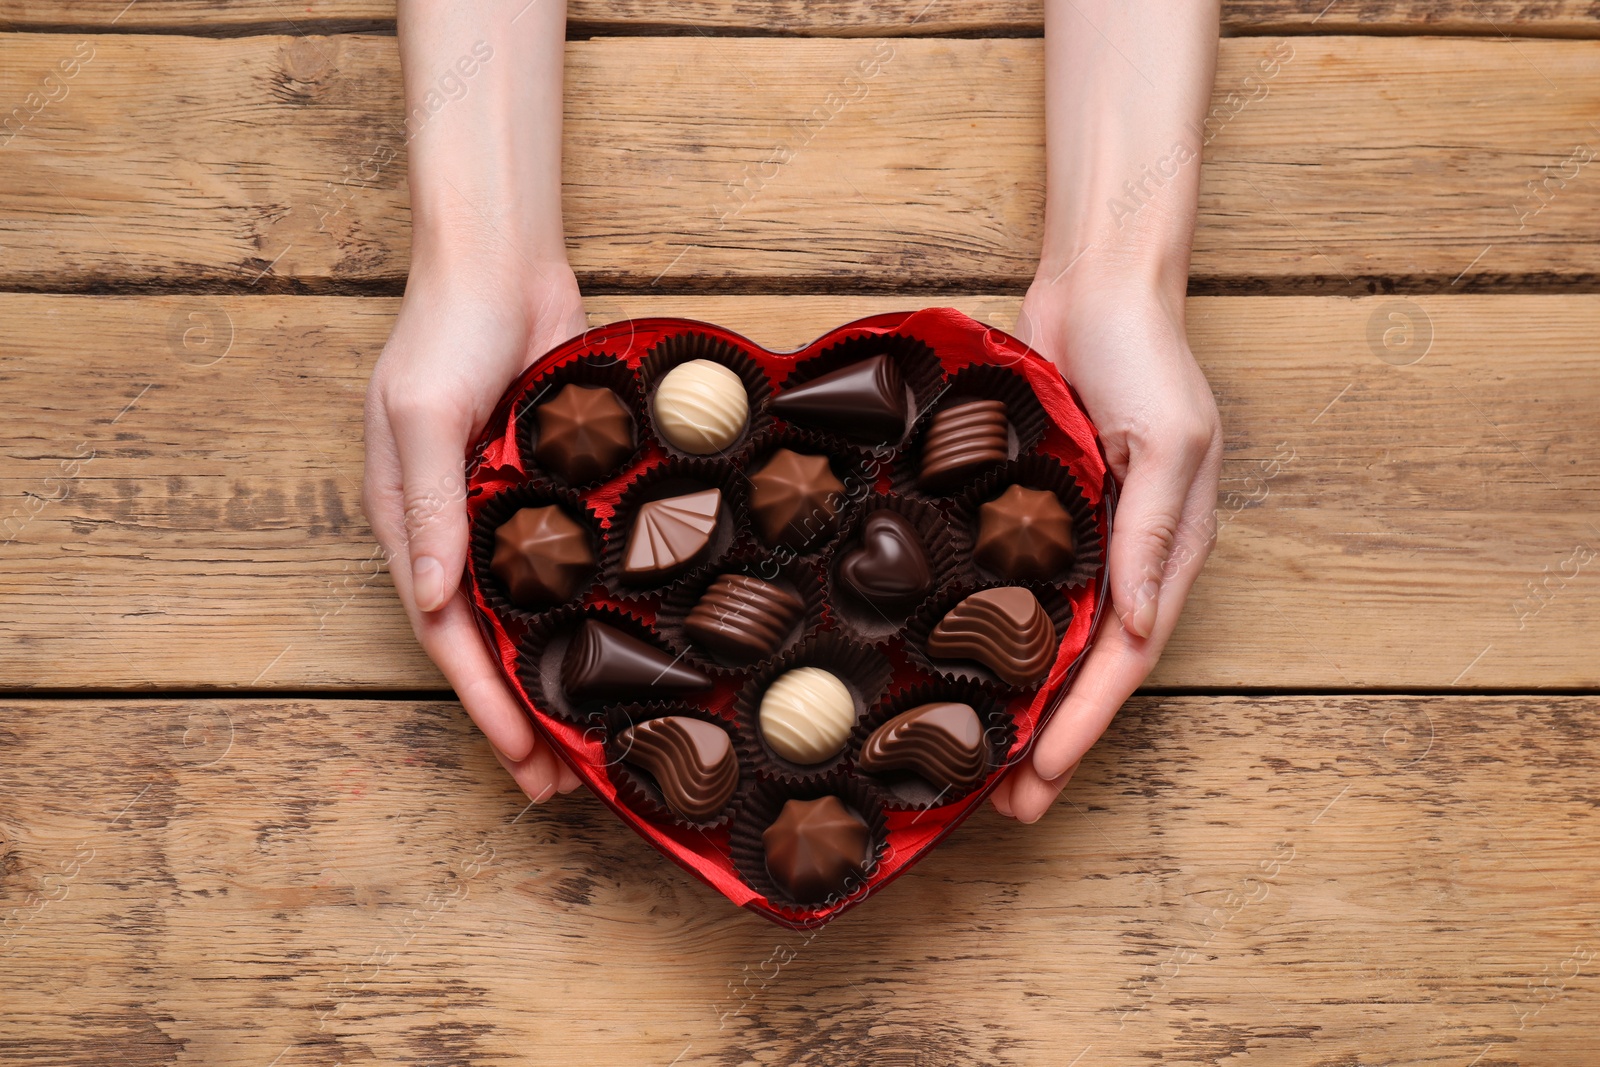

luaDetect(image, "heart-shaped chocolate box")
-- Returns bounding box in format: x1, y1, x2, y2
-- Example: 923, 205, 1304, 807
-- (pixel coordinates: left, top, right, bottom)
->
464, 308, 1113, 928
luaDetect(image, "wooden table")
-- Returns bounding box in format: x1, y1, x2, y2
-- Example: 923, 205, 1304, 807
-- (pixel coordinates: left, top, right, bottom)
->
2, 3, 1598, 1064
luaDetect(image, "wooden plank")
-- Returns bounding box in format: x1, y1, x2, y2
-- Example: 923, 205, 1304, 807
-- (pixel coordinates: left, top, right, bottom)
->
2, 1, 1597, 38
1, 292, 1597, 691
3, 34, 1599, 291
1, 695, 1596, 1063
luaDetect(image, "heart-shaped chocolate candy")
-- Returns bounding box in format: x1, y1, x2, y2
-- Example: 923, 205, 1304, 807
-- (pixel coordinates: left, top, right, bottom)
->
836, 510, 932, 614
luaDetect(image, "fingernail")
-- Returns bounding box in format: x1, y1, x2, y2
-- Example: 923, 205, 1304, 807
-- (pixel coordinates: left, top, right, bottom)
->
1126, 578, 1160, 638
413, 555, 445, 611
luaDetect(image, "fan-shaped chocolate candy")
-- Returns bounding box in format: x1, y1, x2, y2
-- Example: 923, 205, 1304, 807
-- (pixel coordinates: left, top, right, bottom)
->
926, 587, 1055, 686
623, 487, 721, 581
618, 716, 738, 821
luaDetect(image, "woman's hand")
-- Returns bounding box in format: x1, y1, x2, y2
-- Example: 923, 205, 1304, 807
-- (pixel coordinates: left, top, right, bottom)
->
990, 277, 1222, 823
362, 247, 588, 803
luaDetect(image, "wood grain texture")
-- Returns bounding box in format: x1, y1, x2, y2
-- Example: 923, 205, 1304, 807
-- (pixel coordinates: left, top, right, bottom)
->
3, 34, 1600, 291
1, 292, 1597, 690
1, 695, 1596, 1064
2, 0, 1598, 37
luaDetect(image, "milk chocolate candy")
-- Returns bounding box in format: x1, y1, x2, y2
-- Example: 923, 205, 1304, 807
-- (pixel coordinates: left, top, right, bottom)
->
652, 359, 750, 454
857, 702, 985, 791
974, 485, 1075, 580
770, 354, 908, 444
684, 574, 805, 664
561, 619, 713, 702
762, 795, 871, 904
490, 505, 596, 607
836, 510, 932, 614
926, 587, 1055, 686
918, 399, 1009, 490
618, 716, 738, 821
531, 384, 634, 483
748, 449, 845, 550
623, 487, 721, 581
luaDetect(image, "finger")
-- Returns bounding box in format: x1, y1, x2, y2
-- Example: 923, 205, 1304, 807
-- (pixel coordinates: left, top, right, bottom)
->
1109, 444, 1204, 639
389, 398, 472, 613
495, 743, 563, 804
415, 590, 538, 761
555, 760, 582, 794
1031, 474, 1218, 781
1007, 758, 1081, 824
989, 775, 1016, 818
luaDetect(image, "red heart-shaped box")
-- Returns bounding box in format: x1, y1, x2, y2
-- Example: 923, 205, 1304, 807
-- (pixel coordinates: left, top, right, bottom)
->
463, 307, 1113, 927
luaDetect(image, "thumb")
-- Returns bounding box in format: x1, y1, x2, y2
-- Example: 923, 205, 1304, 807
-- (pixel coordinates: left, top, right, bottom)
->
391, 403, 472, 613
1109, 448, 1201, 639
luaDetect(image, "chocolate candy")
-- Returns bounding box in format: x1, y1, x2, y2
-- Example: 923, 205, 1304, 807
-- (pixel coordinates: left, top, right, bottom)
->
836, 510, 932, 614
974, 485, 1075, 580
770, 354, 908, 444
652, 360, 750, 454
748, 449, 845, 550
561, 619, 712, 702
532, 384, 634, 483
762, 795, 871, 904
758, 667, 856, 764
685, 574, 805, 664
926, 587, 1055, 686
490, 505, 597, 607
623, 488, 721, 581
857, 702, 985, 790
918, 399, 1009, 490
618, 716, 738, 821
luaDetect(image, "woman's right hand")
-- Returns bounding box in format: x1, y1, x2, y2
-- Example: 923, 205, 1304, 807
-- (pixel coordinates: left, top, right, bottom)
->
362, 243, 589, 803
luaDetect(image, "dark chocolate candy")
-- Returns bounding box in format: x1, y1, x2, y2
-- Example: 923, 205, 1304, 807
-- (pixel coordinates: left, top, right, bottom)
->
532, 384, 634, 483
623, 487, 721, 581
684, 574, 805, 664
748, 449, 846, 550
490, 505, 597, 607
857, 702, 985, 790
837, 509, 932, 614
561, 619, 713, 702
918, 399, 1009, 490
769, 354, 908, 444
762, 795, 871, 904
926, 587, 1055, 686
618, 715, 738, 821
974, 485, 1076, 580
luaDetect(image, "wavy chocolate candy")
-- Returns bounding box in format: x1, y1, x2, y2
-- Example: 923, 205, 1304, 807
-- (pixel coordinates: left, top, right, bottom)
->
918, 399, 1009, 491
618, 716, 738, 822
974, 485, 1075, 580
836, 509, 932, 614
531, 384, 634, 483
769, 354, 909, 444
857, 702, 985, 790
762, 795, 872, 904
684, 574, 805, 664
748, 449, 845, 550
561, 619, 712, 702
926, 586, 1056, 686
490, 505, 597, 607
623, 487, 721, 581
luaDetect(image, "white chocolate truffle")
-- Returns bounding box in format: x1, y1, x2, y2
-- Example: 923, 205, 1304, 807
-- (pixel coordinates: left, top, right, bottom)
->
652, 359, 749, 454
758, 667, 856, 765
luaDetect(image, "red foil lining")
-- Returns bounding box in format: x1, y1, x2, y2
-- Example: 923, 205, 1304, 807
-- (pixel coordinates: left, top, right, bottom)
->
463, 308, 1114, 929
